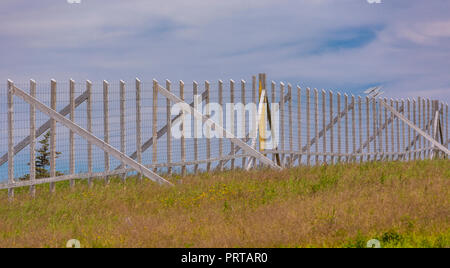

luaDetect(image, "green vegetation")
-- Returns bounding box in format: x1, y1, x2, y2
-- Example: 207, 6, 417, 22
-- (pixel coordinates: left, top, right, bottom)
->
19, 131, 62, 181
1, 160, 449, 248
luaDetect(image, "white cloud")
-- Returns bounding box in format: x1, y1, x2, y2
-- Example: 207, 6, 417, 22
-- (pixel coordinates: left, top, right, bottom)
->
0, 0, 449, 103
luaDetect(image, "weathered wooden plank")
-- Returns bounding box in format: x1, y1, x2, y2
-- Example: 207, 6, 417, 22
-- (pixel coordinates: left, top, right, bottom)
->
358, 96, 363, 162
241, 80, 246, 168
153, 80, 159, 173
366, 96, 370, 161
87, 81, 93, 186
103, 80, 110, 184
297, 86, 302, 165
407, 99, 411, 160
384, 98, 389, 160
246, 90, 266, 170
50, 80, 56, 193
70, 79, 75, 188
218, 80, 224, 171
120, 80, 127, 181
230, 80, 235, 169
289, 84, 294, 167
372, 98, 377, 160
395, 100, 400, 159
344, 94, 349, 162
280, 82, 286, 166
29, 80, 36, 197
206, 80, 212, 171
418, 97, 422, 159
136, 78, 143, 180
445, 104, 450, 147
351, 95, 356, 163
314, 89, 319, 165
166, 80, 173, 175
330, 91, 335, 163
322, 90, 326, 163
337, 93, 341, 163
180, 81, 186, 175
401, 99, 406, 160
306, 87, 310, 166
413, 99, 417, 160
271, 81, 276, 163
7, 80, 14, 200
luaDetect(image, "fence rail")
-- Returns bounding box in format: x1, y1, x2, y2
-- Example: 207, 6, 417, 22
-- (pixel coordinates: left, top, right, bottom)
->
1, 73, 448, 199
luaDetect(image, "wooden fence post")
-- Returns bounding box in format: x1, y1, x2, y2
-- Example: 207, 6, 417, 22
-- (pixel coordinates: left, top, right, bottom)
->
413, 99, 417, 160
358, 96, 363, 162
314, 89, 319, 165
407, 99, 411, 160
351, 95, 356, 163
136, 78, 143, 180
87, 81, 93, 186
70, 79, 75, 188
251, 76, 257, 168
30, 80, 36, 197
401, 99, 405, 160
330, 91, 334, 164
166, 80, 173, 175
337, 93, 341, 163
50, 79, 56, 193
153, 79, 159, 173
180, 81, 186, 175
384, 98, 389, 160
395, 100, 400, 160
103, 80, 110, 184
372, 97, 377, 161
241, 80, 246, 168
305, 87, 310, 166
218, 80, 224, 171
206, 80, 212, 171
120, 80, 127, 181
418, 97, 422, 159
427, 99, 431, 157
272, 81, 276, 163
289, 84, 294, 167
322, 90, 326, 163
8, 80, 15, 200
193, 81, 199, 173
344, 94, 349, 162
230, 80, 235, 169
280, 83, 286, 166
365, 96, 370, 161
298, 86, 302, 165
446, 103, 449, 149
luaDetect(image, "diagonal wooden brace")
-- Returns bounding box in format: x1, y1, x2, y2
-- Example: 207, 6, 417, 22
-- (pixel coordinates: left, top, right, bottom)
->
0, 89, 89, 167
355, 104, 404, 154
157, 84, 282, 170
291, 99, 355, 162
11, 85, 173, 186
379, 98, 450, 156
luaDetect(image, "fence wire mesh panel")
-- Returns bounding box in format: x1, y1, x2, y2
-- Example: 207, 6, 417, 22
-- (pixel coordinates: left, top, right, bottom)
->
1, 74, 449, 197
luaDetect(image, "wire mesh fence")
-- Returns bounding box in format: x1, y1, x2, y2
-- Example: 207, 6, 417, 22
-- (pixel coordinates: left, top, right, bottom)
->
0, 74, 449, 198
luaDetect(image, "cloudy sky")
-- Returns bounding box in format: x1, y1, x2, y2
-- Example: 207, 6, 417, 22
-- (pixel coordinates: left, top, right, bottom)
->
1, 0, 450, 102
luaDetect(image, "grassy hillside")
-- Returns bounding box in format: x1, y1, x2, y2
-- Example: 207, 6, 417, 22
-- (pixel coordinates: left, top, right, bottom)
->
0, 160, 449, 248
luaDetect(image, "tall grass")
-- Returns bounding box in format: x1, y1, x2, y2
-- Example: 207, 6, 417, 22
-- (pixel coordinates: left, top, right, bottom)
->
0, 160, 448, 248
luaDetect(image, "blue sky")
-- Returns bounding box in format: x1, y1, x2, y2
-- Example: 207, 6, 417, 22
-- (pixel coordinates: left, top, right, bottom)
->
0, 0, 450, 101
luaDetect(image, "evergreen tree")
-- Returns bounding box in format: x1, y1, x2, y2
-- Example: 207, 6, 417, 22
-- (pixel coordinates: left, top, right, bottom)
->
19, 131, 62, 181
